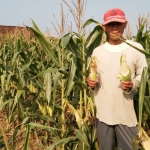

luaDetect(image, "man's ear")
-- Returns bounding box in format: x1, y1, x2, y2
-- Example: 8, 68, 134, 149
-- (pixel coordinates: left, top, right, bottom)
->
102, 25, 106, 31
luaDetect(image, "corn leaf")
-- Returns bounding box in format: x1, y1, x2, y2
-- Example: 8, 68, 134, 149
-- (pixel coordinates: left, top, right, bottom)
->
138, 67, 148, 126
47, 137, 76, 150
66, 36, 80, 56
65, 57, 77, 96
87, 34, 103, 59
28, 122, 61, 131
74, 129, 89, 146
83, 18, 100, 28
0, 99, 13, 111
85, 25, 103, 49
10, 90, 25, 121
45, 72, 52, 105
26, 20, 60, 67
135, 22, 145, 43
112, 34, 150, 57
59, 33, 71, 49
23, 125, 31, 150
144, 96, 150, 116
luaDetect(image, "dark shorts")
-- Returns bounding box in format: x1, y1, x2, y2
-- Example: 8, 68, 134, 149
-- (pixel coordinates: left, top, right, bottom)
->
95, 118, 138, 150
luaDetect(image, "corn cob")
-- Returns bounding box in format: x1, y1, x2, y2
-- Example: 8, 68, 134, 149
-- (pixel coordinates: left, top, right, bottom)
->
89, 56, 98, 81
116, 54, 131, 81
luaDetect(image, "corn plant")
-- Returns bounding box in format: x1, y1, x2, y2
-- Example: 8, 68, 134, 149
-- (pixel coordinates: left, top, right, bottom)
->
0, 1, 150, 150
23, 0, 104, 149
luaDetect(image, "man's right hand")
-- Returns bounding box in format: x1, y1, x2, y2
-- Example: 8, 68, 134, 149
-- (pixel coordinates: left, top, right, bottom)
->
87, 76, 98, 89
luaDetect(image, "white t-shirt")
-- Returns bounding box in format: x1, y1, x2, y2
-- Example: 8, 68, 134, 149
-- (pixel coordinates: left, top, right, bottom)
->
92, 40, 147, 127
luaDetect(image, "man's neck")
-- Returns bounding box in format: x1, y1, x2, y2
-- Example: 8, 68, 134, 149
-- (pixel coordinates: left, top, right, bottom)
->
108, 40, 123, 45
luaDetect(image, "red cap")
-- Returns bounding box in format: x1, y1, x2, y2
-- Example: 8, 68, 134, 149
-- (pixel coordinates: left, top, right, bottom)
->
103, 8, 127, 25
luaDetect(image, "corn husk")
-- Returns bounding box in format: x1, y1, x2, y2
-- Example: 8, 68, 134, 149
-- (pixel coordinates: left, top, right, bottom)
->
116, 54, 131, 81
138, 126, 150, 150
89, 56, 98, 81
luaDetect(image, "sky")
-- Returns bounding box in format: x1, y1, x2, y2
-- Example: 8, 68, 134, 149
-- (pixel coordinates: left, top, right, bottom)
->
0, 0, 150, 36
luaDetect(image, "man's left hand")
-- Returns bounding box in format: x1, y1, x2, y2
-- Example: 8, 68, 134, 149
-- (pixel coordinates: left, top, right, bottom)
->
121, 80, 133, 92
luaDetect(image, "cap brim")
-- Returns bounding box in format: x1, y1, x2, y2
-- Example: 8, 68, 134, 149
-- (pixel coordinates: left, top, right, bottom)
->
103, 18, 126, 25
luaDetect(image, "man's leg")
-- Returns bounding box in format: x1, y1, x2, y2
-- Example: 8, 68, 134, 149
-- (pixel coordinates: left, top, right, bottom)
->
95, 118, 115, 150
115, 124, 138, 150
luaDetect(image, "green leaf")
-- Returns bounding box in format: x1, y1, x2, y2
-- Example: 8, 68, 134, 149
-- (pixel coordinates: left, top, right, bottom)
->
144, 96, 150, 116
138, 67, 148, 126
135, 22, 145, 43
10, 90, 25, 121
19, 59, 33, 72
52, 71, 61, 110
47, 137, 76, 150
113, 35, 150, 57
83, 18, 101, 28
74, 129, 89, 146
66, 36, 80, 56
26, 20, 60, 67
59, 33, 71, 49
28, 122, 61, 131
33, 67, 58, 78
65, 57, 77, 96
0, 99, 13, 111
23, 125, 31, 150
87, 33, 102, 58
45, 72, 52, 105
12, 51, 22, 66
30, 19, 45, 35
85, 25, 103, 49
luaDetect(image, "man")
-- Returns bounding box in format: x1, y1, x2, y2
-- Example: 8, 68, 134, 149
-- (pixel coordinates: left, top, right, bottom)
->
87, 8, 147, 150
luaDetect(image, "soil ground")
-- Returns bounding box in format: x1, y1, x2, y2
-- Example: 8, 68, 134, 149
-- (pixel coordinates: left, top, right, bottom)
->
0, 111, 44, 150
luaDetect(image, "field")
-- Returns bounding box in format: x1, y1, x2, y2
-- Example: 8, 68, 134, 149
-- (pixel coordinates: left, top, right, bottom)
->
0, 1, 150, 150
0, 25, 45, 150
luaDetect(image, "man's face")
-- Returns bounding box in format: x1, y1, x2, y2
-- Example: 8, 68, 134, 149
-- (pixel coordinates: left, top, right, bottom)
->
102, 21, 127, 44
